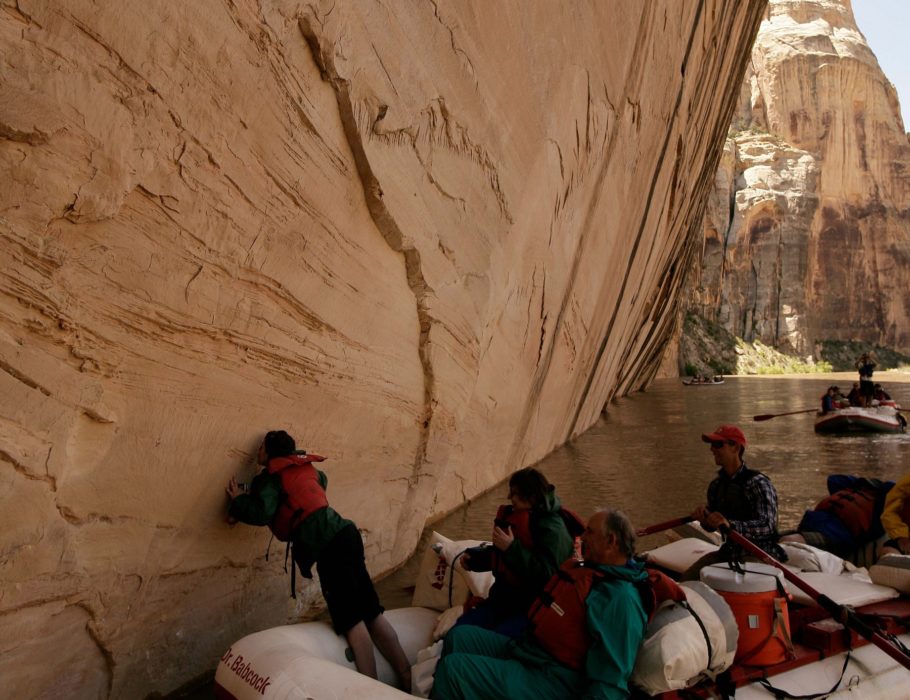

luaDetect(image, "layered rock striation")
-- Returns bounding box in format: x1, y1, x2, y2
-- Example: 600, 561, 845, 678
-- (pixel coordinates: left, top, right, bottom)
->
696, 0, 910, 356
0, 1, 764, 696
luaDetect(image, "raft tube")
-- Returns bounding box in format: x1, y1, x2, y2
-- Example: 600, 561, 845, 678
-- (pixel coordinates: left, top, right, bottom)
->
814, 406, 906, 434
214, 607, 437, 700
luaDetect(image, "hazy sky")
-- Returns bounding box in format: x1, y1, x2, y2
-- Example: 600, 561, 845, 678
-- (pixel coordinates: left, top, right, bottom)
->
852, 0, 910, 128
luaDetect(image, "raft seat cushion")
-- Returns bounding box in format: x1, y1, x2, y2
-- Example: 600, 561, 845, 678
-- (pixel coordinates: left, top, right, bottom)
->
780, 542, 848, 574
869, 554, 910, 594
645, 538, 720, 574
785, 572, 899, 608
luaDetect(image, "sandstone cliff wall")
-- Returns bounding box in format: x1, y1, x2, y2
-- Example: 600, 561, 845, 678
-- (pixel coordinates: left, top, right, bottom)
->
697, 0, 910, 355
0, 1, 764, 696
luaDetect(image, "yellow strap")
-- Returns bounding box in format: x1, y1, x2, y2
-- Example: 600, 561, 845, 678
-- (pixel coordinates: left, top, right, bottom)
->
772, 597, 796, 659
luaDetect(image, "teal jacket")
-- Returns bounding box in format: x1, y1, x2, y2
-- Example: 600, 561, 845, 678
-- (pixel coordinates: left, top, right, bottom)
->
228, 467, 352, 564
515, 560, 648, 699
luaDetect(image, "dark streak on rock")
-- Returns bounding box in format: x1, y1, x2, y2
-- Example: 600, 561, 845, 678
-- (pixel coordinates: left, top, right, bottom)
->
297, 14, 436, 522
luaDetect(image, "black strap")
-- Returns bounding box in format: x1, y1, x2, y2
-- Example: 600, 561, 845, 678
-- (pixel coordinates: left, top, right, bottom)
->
449, 549, 469, 608
885, 632, 910, 658
714, 669, 736, 699
681, 600, 714, 670
555, 566, 576, 582
722, 559, 789, 596
757, 652, 851, 699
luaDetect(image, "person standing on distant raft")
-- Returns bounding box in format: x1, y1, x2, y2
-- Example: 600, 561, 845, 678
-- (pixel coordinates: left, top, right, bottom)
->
682, 424, 786, 580
855, 352, 877, 408
226, 430, 411, 689
457, 467, 574, 639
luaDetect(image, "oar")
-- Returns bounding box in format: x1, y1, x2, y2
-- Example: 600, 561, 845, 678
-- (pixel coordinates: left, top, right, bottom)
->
636, 516, 694, 537
721, 527, 910, 672
753, 408, 818, 422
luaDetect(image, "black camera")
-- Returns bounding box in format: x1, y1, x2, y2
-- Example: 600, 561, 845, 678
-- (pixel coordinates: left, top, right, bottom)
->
462, 544, 493, 572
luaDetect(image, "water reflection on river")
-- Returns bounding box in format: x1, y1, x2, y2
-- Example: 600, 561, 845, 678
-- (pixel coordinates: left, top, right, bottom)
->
376, 373, 910, 608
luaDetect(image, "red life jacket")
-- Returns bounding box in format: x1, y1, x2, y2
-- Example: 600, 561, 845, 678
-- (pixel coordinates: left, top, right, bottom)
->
644, 566, 687, 610
527, 561, 682, 671
814, 488, 876, 537
266, 454, 328, 541
527, 561, 602, 670
494, 505, 534, 545
491, 505, 534, 586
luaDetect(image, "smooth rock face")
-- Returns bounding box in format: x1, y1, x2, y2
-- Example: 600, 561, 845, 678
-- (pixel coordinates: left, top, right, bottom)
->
697, 0, 910, 354
0, 1, 764, 696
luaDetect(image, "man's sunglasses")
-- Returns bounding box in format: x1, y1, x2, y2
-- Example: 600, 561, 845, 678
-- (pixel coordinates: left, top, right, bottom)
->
710, 440, 737, 449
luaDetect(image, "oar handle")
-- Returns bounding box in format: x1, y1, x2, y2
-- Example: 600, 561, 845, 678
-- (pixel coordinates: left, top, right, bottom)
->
636, 516, 694, 537
720, 527, 910, 672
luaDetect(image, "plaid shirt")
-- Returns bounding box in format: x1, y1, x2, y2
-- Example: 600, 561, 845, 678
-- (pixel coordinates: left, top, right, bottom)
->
707, 462, 785, 560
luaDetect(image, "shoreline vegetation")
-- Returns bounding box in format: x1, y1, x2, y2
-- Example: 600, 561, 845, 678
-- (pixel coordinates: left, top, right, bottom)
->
681, 313, 910, 378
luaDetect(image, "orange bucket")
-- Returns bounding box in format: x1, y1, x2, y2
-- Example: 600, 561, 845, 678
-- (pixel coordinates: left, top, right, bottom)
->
700, 563, 793, 666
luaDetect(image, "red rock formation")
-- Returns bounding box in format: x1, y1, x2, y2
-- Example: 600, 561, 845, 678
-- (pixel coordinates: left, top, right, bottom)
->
697, 0, 910, 355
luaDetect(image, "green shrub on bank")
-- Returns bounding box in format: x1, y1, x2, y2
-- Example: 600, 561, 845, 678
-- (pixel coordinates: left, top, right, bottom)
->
680, 313, 738, 377
678, 313, 906, 376
754, 359, 833, 375
817, 340, 910, 372
679, 311, 838, 376
736, 338, 832, 375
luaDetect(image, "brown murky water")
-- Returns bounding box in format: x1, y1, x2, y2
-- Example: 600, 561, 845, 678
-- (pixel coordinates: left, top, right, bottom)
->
376, 373, 910, 608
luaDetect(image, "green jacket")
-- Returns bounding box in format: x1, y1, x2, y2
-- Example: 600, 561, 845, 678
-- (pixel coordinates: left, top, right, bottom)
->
228, 467, 352, 565
514, 560, 649, 699
490, 488, 575, 613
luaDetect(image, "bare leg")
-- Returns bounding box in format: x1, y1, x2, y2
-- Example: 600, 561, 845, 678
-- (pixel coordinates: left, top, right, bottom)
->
367, 614, 412, 691
345, 621, 377, 678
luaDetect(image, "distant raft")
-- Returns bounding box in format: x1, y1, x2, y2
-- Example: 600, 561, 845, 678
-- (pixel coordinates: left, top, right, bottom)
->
682, 376, 725, 386
814, 404, 906, 434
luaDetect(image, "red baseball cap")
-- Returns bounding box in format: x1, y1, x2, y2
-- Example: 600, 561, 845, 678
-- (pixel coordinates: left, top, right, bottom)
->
702, 425, 746, 447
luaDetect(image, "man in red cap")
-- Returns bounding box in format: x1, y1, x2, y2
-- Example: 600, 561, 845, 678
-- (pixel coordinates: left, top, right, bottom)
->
683, 424, 785, 578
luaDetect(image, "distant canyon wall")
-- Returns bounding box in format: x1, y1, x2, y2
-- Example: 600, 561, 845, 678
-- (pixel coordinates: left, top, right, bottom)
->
697, 0, 910, 355
0, 1, 764, 696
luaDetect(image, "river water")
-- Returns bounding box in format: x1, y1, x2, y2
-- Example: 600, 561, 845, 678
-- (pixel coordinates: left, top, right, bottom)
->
376, 372, 910, 608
